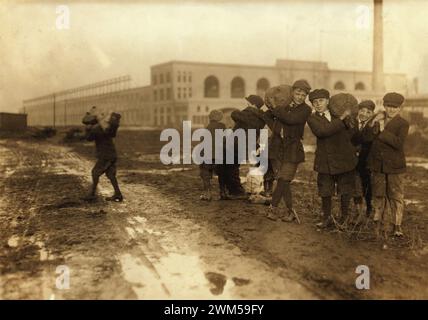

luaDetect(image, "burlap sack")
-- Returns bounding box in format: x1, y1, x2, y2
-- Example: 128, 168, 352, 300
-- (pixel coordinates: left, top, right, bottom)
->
265, 85, 293, 108
328, 93, 359, 117
82, 106, 120, 131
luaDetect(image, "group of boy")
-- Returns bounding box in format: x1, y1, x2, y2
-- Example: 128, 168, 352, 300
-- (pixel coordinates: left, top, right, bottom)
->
199, 80, 409, 242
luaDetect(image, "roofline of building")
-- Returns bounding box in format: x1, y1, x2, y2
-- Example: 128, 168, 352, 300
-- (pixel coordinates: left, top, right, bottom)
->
330, 69, 407, 77
152, 60, 407, 77
151, 60, 277, 70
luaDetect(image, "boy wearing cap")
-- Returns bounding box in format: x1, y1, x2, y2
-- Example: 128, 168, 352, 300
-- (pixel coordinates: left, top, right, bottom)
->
350, 100, 376, 221
200, 110, 227, 201
266, 80, 312, 222
225, 95, 266, 199
307, 89, 358, 228
366, 92, 409, 239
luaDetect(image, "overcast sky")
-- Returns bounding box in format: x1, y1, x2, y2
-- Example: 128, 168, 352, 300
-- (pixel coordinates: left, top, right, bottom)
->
1, 0, 427, 112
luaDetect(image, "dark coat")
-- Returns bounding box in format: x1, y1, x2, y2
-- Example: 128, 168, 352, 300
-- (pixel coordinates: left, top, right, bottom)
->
270, 102, 312, 163
366, 115, 409, 174
230, 107, 266, 161
261, 110, 284, 161
350, 117, 376, 172
231, 107, 266, 135
307, 112, 358, 175
205, 120, 226, 160
86, 124, 118, 160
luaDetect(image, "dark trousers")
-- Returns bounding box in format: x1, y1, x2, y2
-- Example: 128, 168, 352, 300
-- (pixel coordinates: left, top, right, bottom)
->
222, 164, 245, 195
354, 166, 373, 215
200, 163, 227, 192
359, 167, 372, 214
91, 158, 121, 196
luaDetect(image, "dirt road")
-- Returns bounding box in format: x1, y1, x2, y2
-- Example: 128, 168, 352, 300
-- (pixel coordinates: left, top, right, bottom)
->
0, 134, 427, 299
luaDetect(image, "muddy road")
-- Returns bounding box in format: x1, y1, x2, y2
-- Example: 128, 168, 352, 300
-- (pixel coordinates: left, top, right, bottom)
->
0, 132, 427, 299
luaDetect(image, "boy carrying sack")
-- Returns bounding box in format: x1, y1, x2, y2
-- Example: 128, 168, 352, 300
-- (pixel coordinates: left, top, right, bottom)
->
307, 89, 358, 229
365, 92, 409, 242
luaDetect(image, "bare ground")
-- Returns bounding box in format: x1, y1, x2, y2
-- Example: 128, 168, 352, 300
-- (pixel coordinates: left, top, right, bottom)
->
0, 130, 427, 299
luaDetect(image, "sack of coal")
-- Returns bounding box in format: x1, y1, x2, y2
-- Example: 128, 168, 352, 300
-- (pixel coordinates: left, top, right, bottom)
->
265, 85, 292, 108
329, 93, 359, 117
82, 106, 99, 125
82, 106, 121, 134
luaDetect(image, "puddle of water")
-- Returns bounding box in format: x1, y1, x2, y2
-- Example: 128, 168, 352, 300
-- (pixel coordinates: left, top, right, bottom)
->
128, 217, 161, 236
152, 253, 234, 299
119, 249, 235, 299
119, 253, 169, 299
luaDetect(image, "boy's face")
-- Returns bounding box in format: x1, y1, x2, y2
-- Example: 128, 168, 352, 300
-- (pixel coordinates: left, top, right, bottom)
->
312, 98, 329, 113
358, 108, 374, 122
384, 105, 401, 118
292, 88, 308, 105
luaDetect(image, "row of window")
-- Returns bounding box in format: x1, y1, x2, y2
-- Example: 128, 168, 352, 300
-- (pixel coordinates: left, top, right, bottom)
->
204, 76, 367, 98
153, 105, 209, 114
152, 72, 171, 85
177, 71, 192, 83
196, 105, 210, 113
152, 71, 193, 85
192, 115, 209, 125
153, 106, 171, 114
177, 87, 192, 99
153, 88, 172, 101
204, 76, 270, 98
334, 81, 366, 91
153, 87, 193, 101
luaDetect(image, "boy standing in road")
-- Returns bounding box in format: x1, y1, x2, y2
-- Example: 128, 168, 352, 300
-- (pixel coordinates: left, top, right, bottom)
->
265, 80, 312, 223
82, 110, 123, 202
307, 89, 358, 228
199, 110, 227, 201
366, 92, 409, 239
351, 100, 376, 221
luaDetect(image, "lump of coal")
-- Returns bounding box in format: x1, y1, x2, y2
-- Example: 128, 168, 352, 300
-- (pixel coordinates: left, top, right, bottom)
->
265, 85, 292, 108
329, 93, 359, 117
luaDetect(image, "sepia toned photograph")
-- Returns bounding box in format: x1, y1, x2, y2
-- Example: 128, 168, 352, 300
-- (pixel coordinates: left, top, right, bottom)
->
1, 0, 427, 304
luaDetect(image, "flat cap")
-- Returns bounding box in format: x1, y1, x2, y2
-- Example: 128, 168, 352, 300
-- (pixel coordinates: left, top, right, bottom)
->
292, 79, 311, 93
383, 92, 404, 108
358, 100, 376, 111
309, 89, 330, 102
245, 94, 264, 109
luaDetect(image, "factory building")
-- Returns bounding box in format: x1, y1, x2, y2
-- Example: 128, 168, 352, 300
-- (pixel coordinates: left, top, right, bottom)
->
23, 58, 410, 128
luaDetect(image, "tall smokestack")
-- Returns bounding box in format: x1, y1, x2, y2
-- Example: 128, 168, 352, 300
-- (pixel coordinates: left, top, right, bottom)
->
372, 0, 384, 92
